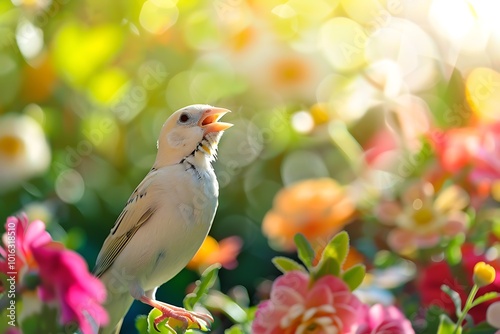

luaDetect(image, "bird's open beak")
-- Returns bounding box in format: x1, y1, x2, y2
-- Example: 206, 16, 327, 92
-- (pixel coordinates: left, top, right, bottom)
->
199, 108, 233, 134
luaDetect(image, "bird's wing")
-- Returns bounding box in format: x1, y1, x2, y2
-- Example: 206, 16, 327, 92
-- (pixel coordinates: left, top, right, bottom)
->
93, 171, 158, 278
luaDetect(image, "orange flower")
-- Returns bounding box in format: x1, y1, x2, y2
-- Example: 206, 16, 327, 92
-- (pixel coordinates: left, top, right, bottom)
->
187, 236, 242, 273
262, 178, 355, 251
21, 55, 57, 103
342, 247, 364, 270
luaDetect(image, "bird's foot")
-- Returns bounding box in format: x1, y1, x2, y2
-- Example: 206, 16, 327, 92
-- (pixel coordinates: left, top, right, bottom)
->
140, 297, 213, 333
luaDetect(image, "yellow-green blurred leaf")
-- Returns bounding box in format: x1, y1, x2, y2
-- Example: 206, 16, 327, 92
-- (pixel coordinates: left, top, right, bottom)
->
52, 22, 124, 87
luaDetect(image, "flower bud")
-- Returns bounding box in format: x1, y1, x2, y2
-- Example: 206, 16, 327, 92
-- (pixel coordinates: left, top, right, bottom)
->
473, 261, 496, 287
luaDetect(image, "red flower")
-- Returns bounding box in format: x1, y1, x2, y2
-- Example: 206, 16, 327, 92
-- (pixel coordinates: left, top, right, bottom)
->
0, 214, 108, 333
419, 244, 500, 323
432, 122, 500, 185
252, 271, 362, 334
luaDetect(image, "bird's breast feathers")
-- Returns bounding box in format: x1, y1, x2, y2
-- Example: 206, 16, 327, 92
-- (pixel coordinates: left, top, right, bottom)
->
132, 164, 218, 287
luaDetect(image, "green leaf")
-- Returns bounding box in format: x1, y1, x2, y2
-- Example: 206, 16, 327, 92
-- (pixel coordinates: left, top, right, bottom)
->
20, 304, 73, 334
464, 321, 497, 333
294, 233, 315, 268
445, 234, 464, 266
225, 325, 246, 334
470, 292, 500, 308
135, 315, 149, 334
184, 263, 221, 310
204, 290, 247, 323
320, 231, 349, 267
423, 305, 447, 333
312, 257, 340, 281
147, 308, 176, 334
492, 219, 500, 239
342, 264, 366, 291
441, 284, 463, 318
272, 256, 307, 274
225, 323, 252, 334
246, 306, 257, 322
437, 314, 459, 334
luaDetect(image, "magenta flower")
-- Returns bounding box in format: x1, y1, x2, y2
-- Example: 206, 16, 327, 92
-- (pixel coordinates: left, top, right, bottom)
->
252, 271, 362, 334
0, 214, 108, 333
352, 304, 414, 334
33, 243, 109, 333
0, 214, 51, 280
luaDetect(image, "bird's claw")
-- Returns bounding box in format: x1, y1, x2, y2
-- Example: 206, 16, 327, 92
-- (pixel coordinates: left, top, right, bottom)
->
152, 305, 213, 333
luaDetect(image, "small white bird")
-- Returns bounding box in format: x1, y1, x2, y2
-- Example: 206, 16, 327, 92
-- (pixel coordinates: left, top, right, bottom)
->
93, 104, 232, 334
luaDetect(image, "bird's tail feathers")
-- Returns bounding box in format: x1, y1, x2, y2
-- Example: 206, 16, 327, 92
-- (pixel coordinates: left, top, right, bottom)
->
99, 292, 133, 334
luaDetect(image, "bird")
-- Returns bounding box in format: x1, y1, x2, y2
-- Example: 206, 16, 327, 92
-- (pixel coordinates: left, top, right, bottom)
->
93, 104, 233, 334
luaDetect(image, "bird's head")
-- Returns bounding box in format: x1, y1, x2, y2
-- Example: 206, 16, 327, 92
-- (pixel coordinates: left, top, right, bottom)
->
155, 104, 232, 167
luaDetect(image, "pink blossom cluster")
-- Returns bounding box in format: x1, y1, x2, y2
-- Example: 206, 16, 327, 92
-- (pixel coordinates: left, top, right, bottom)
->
252, 271, 414, 334
0, 215, 108, 333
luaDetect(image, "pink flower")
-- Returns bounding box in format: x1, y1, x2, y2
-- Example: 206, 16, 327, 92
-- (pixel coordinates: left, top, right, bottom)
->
4, 329, 22, 334
352, 304, 414, 334
252, 271, 362, 334
33, 243, 109, 334
0, 214, 51, 281
0, 214, 108, 333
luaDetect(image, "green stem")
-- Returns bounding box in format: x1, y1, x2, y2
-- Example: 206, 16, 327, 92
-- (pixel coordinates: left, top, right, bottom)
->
453, 284, 479, 334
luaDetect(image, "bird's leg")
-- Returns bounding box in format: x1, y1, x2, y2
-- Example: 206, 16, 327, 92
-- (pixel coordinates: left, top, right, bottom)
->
139, 296, 213, 332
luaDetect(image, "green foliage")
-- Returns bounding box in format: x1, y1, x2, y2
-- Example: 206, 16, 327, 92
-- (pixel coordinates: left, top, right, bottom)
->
311, 257, 341, 281
470, 292, 499, 308
146, 308, 175, 334
225, 324, 252, 334
272, 256, 307, 274
440, 281, 499, 334
421, 305, 448, 333
294, 233, 315, 268
204, 290, 248, 323
274, 232, 366, 291
464, 322, 497, 334
445, 235, 465, 266
438, 314, 460, 334
135, 315, 149, 334
441, 284, 463, 318
319, 231, 349, 267
184, 264, 221, 311
20, 304, 79, 334
342, 264, 366, 291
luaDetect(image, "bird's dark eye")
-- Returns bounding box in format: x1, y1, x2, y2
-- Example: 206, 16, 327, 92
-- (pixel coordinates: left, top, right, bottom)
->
179, 113, 190, 123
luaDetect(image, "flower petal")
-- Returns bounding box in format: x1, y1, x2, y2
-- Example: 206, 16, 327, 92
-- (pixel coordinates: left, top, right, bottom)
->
434, 185, 469, 212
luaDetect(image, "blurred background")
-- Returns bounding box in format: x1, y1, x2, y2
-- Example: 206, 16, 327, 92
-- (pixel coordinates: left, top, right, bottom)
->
1, 0, 500, 332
